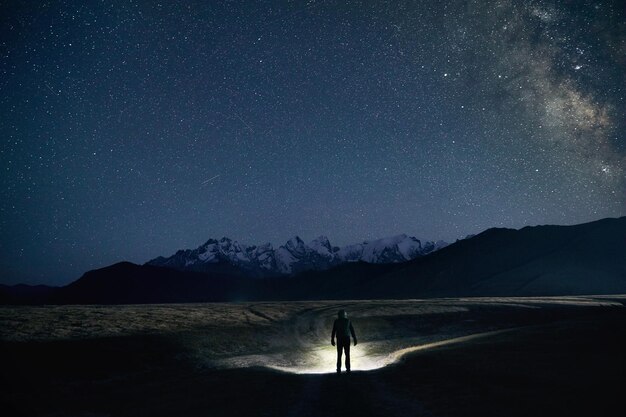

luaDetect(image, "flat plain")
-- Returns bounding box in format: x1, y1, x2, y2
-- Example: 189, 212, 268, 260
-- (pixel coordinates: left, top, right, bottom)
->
2, 296, 625, 416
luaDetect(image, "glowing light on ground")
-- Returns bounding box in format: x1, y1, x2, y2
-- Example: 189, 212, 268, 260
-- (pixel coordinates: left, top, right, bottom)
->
266, 329, 515, 374
267, 344, 390, 374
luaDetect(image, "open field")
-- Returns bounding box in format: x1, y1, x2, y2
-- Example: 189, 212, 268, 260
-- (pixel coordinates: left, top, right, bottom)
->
2, 296, 625, 416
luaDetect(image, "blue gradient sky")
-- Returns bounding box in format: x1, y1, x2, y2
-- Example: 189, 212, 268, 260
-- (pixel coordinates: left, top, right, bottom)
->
1, 0, 624, 285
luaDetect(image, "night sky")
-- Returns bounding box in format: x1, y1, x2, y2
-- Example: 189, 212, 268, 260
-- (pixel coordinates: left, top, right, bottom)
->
1, 0, 624, 285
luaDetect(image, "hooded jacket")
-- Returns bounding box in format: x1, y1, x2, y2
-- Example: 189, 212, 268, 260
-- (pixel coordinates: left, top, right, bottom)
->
332, 310, 356, 341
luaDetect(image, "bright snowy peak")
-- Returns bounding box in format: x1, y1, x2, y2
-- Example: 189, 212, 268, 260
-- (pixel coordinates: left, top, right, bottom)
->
147, 235, 448, 278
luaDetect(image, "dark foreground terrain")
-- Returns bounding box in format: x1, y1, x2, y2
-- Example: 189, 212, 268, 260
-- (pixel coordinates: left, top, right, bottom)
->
1, 297, 625, 416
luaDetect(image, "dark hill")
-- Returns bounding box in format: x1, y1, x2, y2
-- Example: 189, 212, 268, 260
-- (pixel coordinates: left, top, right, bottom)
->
355, 216, 626, 298
53, 262, 256, 304
2, 217, 625, 304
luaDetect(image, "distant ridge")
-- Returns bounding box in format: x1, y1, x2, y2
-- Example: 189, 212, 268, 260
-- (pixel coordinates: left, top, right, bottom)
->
146, 234, 448, 277
2, 217, 625, 304
355, 216, 626, 299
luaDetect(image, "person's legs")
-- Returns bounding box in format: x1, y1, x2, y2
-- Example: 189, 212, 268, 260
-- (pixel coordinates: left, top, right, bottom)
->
336, 341, 343, 372
344, 341, 351, 372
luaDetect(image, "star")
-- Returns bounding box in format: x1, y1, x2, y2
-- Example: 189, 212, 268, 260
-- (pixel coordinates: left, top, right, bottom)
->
0, 0, 622, 286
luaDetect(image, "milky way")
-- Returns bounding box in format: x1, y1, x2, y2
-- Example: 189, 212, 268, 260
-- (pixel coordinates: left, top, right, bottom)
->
1, 0, 624, 284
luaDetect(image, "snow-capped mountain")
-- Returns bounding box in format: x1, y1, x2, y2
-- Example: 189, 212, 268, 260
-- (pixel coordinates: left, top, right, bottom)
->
147, 234, 448, 277
337, 235, 447, 264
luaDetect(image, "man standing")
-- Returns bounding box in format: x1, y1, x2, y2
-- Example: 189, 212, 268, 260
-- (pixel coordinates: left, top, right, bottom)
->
331, 309, 357, 373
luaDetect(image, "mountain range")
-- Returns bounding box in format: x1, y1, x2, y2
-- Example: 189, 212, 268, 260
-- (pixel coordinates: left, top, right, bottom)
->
146, 234, 449, 277
1, 217, 625, 304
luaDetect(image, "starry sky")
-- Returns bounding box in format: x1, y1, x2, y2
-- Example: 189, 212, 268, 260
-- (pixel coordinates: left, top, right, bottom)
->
1, 0, 624, 285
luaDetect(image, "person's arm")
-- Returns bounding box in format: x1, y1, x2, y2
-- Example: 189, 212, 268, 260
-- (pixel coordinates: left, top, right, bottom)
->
331, 320, 337, 346
350, 321, 357, 346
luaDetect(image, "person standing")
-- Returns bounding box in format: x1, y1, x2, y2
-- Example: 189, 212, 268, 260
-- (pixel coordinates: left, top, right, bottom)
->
331, 309, 357, 373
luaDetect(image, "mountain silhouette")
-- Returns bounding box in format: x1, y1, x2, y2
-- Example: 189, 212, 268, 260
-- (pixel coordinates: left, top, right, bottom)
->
146, 234, 447, 277
2, 217, 625, 304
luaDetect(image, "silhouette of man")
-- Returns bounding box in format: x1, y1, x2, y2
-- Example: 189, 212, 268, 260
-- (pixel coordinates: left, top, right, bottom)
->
331, 309, 357, 373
